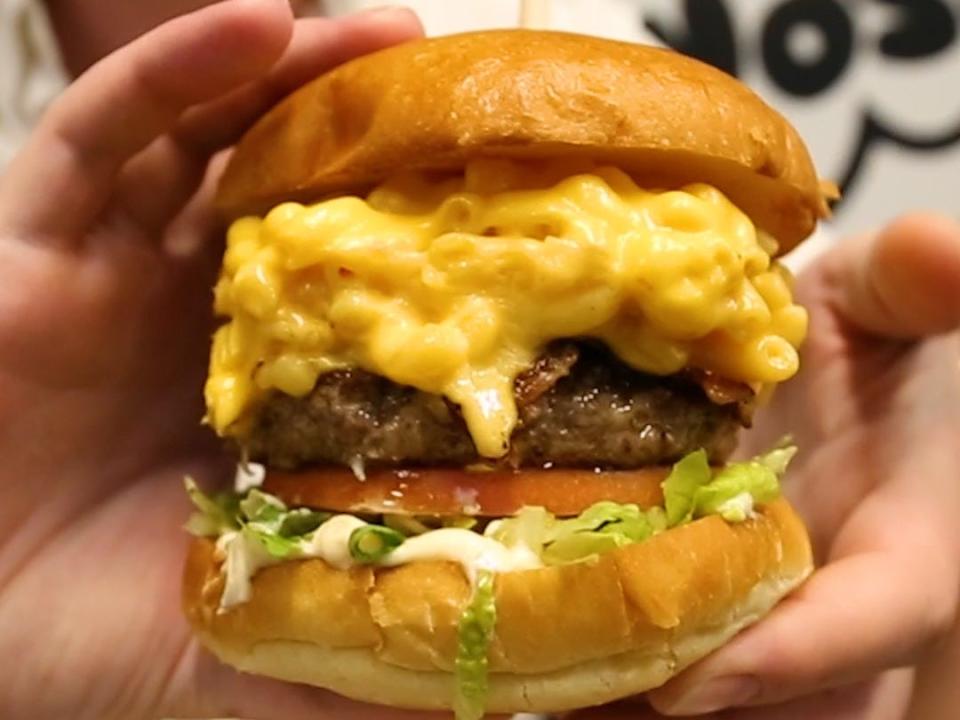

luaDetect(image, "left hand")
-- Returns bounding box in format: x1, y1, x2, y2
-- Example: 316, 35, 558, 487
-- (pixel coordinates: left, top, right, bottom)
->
0, 3, 432, 719
570, 214, 960, 719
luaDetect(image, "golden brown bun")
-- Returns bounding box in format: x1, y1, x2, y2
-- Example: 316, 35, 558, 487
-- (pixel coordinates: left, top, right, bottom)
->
183, 498, 812, 713
218, 30, 831, 254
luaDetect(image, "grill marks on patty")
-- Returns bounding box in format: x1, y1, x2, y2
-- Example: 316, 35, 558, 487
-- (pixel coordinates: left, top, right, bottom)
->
244, 342, 752, 471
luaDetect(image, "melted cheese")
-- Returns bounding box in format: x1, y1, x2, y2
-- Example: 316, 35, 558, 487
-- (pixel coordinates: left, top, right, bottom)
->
207, 158, 807, 457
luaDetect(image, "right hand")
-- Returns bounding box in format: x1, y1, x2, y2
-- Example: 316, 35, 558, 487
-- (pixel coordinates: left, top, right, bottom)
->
569, 215, 960, 720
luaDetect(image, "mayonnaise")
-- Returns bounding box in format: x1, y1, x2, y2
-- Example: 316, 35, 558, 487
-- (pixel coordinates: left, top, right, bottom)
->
298, 514, 368, 569
217, 529, 277, 609
215, 515, 543, 610
383, 527, 541, 583
233, 462, 266, 492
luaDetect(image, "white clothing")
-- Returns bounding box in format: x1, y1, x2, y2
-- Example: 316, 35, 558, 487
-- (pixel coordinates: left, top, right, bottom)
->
0, 0, 66, 170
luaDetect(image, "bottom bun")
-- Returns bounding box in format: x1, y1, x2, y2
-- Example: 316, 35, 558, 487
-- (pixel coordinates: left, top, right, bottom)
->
183, 498, 812, 713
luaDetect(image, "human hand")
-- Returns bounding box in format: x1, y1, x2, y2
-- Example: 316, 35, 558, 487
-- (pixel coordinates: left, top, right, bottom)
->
569, 214, 960, 719
0, 2, 431, 718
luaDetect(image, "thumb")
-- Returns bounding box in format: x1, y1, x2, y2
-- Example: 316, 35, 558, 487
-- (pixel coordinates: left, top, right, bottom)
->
646, 557, 943, 716
823, 213, 960, 339
645, 491, 959, 715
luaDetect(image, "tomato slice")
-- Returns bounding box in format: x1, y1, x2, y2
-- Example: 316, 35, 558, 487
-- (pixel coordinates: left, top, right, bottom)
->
263, 466, 668, 517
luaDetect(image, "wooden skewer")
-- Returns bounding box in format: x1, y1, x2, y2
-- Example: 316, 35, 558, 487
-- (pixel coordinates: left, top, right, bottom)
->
519, 0, 550, 29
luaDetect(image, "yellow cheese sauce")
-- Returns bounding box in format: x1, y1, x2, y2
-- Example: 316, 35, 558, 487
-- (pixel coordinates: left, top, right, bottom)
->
206, 158, 807, 457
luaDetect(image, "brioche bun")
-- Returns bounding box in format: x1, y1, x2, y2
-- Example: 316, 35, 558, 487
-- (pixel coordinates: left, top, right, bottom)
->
217, 30, 832, 253
184, 498, 811, 713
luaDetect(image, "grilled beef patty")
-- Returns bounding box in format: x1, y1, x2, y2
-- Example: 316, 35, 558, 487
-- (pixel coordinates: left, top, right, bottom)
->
244, 342, 750, 470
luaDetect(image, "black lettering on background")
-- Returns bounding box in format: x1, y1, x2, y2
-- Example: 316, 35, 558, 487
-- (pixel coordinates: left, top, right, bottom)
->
876, 0, 956, 59
639, 0, 960, 209
643, 0, 738, 76
762, 0, 853, 97
839, 115, 960, 200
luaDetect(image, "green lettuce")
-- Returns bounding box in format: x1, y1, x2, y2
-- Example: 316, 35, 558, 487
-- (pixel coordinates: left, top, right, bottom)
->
756, 444, 797, 475
691, 445, 796, 522
383, 514, 433, 536
240, 489, 328, 558
662, 449, 712, 526
694, 467, 775, 521
184, 480, 327, 558
184, 477, 241, 536
490, 500, 669, 565
384, 514, 479, 536
661, 446, 797, 526
492, 446, 796, 565
454, 570, 497, 720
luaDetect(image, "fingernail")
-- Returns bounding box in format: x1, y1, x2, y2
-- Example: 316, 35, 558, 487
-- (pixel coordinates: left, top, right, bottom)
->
663, 675, 759, 715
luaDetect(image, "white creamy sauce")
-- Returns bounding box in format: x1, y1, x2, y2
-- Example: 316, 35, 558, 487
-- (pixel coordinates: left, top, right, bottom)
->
349, 456, 367, 481
233, 462, 266, 492
299, 514, 368, 569
383, 527, 542, 583
217, 529, 277, 609
215, 515, 543, 611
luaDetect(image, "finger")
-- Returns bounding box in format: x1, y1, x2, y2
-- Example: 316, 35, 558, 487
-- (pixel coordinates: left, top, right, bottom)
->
909, 606, 960, 719
563, 698, 663, 719
709, 670, 915, 720
0, 0, 294, 240
824, 213, 960, 339
119, 7, 423, 232
176, 6, 423, 152
646, 491, 959, 716
565, 670, 913, 720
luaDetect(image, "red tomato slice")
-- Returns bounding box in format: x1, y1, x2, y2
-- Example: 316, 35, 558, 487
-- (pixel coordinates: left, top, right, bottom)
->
263, 466, 668, 517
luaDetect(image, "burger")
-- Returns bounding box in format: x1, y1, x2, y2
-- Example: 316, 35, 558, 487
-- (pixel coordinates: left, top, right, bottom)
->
182, 30, 832, 718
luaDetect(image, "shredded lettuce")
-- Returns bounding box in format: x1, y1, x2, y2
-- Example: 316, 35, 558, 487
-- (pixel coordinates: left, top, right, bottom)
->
241, 490, 328, 558
488, 505, 550, 550
491, 446, 796, 565
758, 443, 798, 475
691, 445, 795, 522
184, 477, 240, 536
454, 570, 497, 720
384, 514, 433, 536
237, 488, 285, 524
662, 448, 712, 527
542, 531, 627, 564
693, 466, 774, 521
221, 526, 276, 607
384, 514, 479, 536
444, 516, 479, 531
491, 501, 668, 565
184, 480, 327, 558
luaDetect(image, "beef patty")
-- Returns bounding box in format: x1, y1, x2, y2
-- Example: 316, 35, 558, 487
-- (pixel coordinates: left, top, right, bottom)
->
244, 342, 751, 471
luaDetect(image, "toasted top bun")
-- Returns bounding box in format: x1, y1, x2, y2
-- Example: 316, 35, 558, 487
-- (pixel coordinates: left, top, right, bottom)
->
183, 498, 812, 713
218, 30, 832, 254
